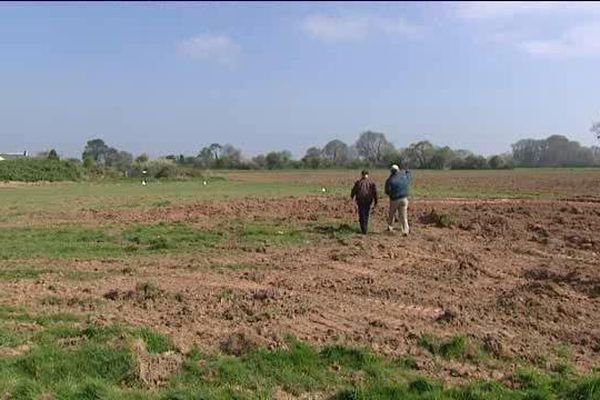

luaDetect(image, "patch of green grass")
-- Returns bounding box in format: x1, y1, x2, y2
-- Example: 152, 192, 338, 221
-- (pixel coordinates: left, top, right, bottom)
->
395, 356, 419, 370
320, 345, 377, 370
334, 374, 600, 400
439, 335, 468, 359
0, 227, 124, 260
567, 376, 600, 400
1, 311, 600, 400
1, 170, 597, 225
513, 367, 553, 391
0, 311, 166, 399
420, 209, 456, 228
0, 180, 323, 220
15, 341, 135, 385
408, 377, 441, 393
239, 223, 307, 246
0, 304, 27, 315
123, 223, 222, 252
313, 223, 357, 238
0, 223, 224, 260
40, 295, 103, 309
153, 200, 172, 207
170, 338, 349, 397
134, 327, 175, 354
0, 267, 44, 280
0, 305, 80, 326
418, 334, 485, 361
123, 223, 222, 251
0, 326, 22, 347
0, 265, 104, 281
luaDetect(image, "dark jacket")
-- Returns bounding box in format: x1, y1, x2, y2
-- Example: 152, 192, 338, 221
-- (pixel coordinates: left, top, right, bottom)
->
351, 177, 378, 205
385, 170, 412, 200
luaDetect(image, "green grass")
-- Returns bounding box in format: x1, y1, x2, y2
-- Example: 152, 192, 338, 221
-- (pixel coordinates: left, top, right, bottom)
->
0, 264, 105, 281
1, 306, 599, 400
123, 223, 223, 252
2, 168, 595, 221
0, 220, 324, 260
1, 170, 600, 398
0, 326, 22, 347
0, 267, 44, 280
0, 223, 223, 260
418, 334, 486, 361
0, 180, 322, 218
239, 223, 307, 246
134, 327, 175, 354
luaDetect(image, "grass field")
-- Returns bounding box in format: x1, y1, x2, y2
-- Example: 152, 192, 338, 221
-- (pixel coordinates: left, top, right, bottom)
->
1, 169, 599, 399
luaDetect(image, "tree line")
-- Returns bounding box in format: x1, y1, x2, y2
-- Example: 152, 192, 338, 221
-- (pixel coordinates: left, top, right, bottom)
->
75, 132, 518, 177
26, 121, 600, 179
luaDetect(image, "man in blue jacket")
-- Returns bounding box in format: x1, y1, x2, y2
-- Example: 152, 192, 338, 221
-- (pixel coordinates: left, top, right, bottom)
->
385, 164, 412, 235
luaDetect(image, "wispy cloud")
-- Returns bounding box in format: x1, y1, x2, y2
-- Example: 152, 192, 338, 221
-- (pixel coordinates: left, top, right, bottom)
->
520, 22, 600, 58
454, 1, 600, 20
177, 34, 240, 67
453, 1, 600, 59
301, 13, 420, 43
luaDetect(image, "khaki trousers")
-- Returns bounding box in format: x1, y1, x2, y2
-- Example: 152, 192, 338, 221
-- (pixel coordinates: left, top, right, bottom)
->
388, 198, 409, 234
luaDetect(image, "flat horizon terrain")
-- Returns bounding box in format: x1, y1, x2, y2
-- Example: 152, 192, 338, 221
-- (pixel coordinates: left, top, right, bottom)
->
1, 169, 599, 399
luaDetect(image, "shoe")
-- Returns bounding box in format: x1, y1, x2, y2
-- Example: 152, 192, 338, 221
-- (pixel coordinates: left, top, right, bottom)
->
387, 226, 394, 232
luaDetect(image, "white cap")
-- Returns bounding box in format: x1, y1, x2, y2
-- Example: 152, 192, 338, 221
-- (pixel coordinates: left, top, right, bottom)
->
391, 164, 400, 171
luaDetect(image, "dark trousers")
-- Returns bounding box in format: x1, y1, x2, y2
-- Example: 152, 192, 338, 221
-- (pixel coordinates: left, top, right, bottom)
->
357, 201, 372, 234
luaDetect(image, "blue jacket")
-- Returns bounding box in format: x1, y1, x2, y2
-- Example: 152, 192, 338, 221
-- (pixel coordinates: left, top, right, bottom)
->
385, 170, 412, 200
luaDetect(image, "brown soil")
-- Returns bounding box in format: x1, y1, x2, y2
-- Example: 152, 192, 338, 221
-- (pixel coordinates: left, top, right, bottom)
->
223, 169, 600, 198
133, 339, 183, 388
1, 195, 599, 382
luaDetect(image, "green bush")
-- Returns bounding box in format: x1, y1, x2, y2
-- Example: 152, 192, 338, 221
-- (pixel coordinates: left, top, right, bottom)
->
0, 159, 82, 182
129, 159, 209, 180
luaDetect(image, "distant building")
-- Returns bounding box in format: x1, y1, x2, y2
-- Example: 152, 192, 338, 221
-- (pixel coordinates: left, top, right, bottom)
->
0, 151, 28, 161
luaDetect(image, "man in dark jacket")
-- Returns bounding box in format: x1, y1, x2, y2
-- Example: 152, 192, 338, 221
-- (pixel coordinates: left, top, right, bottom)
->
385, 164, 412, 235
350, 170, 378, 234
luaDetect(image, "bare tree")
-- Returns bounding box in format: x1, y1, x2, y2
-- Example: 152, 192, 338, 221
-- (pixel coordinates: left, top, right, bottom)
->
220, 144, 242, 168
592, 121, 600, 140
512, 135, 595, 167
322, 139, 349, 165
302, 147, 323, 168
402, 141, 435, 168
82, 138, 132, 172
354, 131, 394, 166
208, 143, 222, 161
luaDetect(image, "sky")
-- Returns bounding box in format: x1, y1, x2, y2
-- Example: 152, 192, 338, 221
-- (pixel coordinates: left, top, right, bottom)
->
1, 1, 600, 158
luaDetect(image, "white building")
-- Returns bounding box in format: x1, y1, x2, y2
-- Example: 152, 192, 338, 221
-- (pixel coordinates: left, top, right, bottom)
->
0, 151, 28, 161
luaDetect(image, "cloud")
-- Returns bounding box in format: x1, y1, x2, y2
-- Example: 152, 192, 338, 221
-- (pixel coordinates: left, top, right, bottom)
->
301, 14, 419, 43
520, 22, 600, 58
453, 1, 600, 59
177, 34, 240, 67
454, 1, 600, 20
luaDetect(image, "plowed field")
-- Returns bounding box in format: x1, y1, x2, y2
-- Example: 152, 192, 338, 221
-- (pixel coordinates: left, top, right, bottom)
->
1, 169, 599, 398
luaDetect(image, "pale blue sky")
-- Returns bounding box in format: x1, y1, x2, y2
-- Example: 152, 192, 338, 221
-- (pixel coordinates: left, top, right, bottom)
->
1, 1, 599, 158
